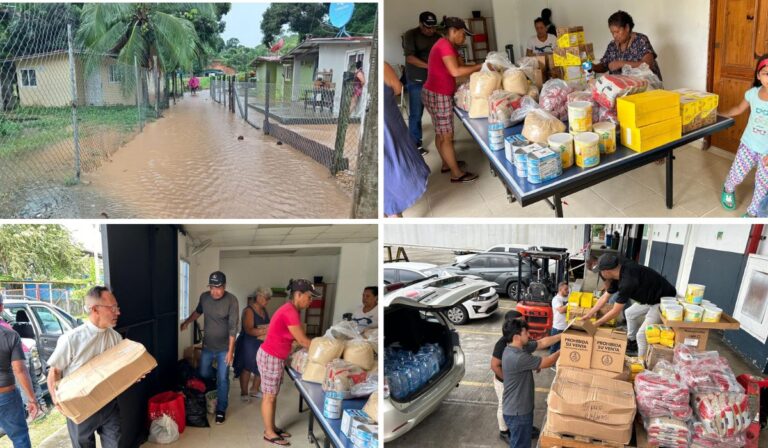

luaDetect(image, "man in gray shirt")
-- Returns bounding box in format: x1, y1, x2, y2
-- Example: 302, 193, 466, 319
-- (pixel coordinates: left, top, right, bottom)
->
402, 11, 440, 154
502, 319, 560, 448
180, 271, 239, 424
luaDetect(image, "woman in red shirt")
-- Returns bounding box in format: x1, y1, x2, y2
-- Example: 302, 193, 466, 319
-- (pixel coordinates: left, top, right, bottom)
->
256, 279, 317, 446
422, 17, 483, 183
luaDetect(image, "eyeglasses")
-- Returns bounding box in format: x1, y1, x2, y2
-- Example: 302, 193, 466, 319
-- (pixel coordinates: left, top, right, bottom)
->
95, 304, 120, 313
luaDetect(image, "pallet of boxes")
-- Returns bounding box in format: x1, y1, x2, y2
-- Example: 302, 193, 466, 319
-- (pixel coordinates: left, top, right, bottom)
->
289, 322, 378, 448
542, 318, 637, 447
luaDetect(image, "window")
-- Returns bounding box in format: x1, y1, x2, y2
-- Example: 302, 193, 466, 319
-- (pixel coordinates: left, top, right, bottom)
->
383, 269, 397, 284
489, 256, 514, 268
346, 50, 365, 72
179, 259, 190, 322
108, 65, 123, 83
399, 270, 425, 283
734, 254, 768, 342
466, 256, 487, 268
20, 69, 36, 87
282, 64, 293, 82
31, 306, 63, 336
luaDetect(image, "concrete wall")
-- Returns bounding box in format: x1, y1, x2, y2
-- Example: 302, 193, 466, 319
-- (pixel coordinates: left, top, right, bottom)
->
317, 42, 371, 113
490, 0, 711, 90
98, 59, 136, 106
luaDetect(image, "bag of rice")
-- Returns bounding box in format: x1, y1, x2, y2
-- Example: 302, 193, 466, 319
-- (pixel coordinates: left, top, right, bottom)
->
302, 361, 327, 383
308, 336, 345, 365
290, 349, 309, 374
488, 90, 522, 127
323, 359, 368, 395
522, 109, 566, 144
363, 392, 378, 423
622, 63, 663, 90
517, 57, 539, 82
469, 70, 502, 118
454, 82, 471, 111
502, 68, 529, 96
343, 339, 376, 370
484, 51, 514, 73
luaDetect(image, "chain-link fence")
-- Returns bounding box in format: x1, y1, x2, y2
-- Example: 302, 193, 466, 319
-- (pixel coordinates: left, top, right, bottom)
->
1, 288, 83, 317
0, 4, 170, 218
210, 69, 368, 179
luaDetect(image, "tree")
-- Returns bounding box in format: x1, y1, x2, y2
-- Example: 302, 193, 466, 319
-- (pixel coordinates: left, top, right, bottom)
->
260, 3, 376, 46
352, 12, 377, 218
0, 225, 90, 281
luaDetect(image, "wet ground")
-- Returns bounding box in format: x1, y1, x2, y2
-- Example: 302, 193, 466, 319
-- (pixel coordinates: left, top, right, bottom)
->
75, 92, 352, 218
385, 246, 768, 448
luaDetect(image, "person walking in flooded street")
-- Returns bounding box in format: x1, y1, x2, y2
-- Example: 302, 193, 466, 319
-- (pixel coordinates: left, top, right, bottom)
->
189, 75, 200, 95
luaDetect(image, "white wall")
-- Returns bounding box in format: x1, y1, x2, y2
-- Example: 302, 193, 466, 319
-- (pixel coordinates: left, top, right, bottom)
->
333, 241, 379, 325
384, 0, 494, 67
383, 224, 585, 254
318, 43, 371, 113
489, 0, 710, 90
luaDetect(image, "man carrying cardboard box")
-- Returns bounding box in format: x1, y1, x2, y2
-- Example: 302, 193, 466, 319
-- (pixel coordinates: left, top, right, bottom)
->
180, 271, 239, 425
47, 286, 123, 448
582, 254, 676, 357
502, 319, 560, 448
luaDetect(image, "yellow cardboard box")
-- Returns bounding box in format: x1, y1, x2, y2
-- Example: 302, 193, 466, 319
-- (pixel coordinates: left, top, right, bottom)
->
553, 44, 595, 67
556, 26, 585, 47
617, 90, 682, 128
579, 292, 594, 308
674, 89, 719, 133
568, 292, 581, 305
622, 116, 682, 152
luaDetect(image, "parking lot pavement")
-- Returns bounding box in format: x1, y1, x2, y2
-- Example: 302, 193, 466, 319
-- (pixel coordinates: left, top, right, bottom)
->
386, 297, 559, 448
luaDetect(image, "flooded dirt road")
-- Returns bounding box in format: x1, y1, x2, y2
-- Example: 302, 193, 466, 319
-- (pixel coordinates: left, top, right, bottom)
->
79, 92, 352, 218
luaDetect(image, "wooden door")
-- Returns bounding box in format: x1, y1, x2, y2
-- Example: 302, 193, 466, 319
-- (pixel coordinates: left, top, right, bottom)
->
711, 0, 768, 153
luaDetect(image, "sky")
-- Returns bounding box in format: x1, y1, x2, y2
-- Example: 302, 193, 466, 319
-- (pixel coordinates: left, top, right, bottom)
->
220, 2, 271, 48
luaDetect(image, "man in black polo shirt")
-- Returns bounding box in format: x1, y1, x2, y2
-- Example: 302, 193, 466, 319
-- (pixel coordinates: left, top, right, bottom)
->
402, 11, 440, 155
583, 254, 677, 357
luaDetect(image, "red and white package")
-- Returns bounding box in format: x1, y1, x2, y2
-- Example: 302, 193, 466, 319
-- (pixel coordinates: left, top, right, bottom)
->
644, 416, 690, 448
692, 392, 751, 440
635, 360, 692, 420
539, 79, 573, 121
592, 74, 648, 109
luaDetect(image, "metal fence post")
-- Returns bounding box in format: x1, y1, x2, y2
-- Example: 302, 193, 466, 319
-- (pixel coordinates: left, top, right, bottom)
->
264, 69, 270, 134
153, 55, 159, 117
134, 56, 142, 131
66, 24, 80, 182
244, 81, 248, 121
332, 73, 354, 175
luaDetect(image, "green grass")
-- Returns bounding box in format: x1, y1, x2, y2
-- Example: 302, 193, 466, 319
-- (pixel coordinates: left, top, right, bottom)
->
198, 76, 211, 89
0, 106, 155, 158
0, 408, 67, 448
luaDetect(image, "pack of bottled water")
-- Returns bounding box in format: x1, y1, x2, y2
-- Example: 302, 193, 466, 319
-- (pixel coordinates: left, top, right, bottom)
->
384, 343, 446, 400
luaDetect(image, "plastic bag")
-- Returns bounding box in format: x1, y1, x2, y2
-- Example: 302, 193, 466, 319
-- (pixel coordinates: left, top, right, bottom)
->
308, 336, 345, 365
622, 63, 663, 90
325, 321, 361, 341
363, 391, 378, 423
517, 57, 539, 82
691, 421, 747, 448
205, 390, 217, 415
303, 361, 326, 383
454, 82, 470, 111
692, 392, 750, 439
643, 416, 690, 448
469, 70, 502, 118
149, 414, 180, 444
350, 371, 378, 397
488, 90, 522, 127
322, 359, 368, 397
484, 51, 513, 72
634, 360, 692, 420
183, 390, 209, 428
343, 339, 376, 370
592, 74, 648, 109
148, 391, 186, 434
290, 348, 309, 374
527, 85, 540, 102
597, 106, 618, 124
674, 345, 742, 393
539, 79, 573, 120
522, 109, 566, 144
502, 68, 529, 96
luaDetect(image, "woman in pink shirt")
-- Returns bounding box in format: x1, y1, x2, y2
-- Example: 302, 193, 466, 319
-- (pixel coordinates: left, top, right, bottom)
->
256, 279, 318, 446
422, 17, 482, 183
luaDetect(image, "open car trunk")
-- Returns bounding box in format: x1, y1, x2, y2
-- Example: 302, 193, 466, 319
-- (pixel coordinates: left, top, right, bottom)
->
385, 304, 457, 403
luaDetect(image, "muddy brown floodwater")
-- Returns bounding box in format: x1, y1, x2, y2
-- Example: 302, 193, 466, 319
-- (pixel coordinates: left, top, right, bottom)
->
79, 92, 352, 218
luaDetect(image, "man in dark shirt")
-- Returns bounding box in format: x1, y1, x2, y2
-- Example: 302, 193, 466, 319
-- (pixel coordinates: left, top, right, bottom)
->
402, 11, 440, 155
583, 253, 676, 357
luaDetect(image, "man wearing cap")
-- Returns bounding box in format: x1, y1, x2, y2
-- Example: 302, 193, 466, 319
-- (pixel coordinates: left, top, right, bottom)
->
180, 271, 239, 425
402, 11, 440, 155
582, 254, 676, 357
257, 279, 317, 446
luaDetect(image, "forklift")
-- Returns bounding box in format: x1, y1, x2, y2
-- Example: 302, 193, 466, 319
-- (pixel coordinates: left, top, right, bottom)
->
515, 249, 570, 340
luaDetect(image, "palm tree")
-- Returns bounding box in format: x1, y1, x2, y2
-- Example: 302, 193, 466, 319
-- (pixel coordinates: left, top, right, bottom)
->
75, 3, 215, 92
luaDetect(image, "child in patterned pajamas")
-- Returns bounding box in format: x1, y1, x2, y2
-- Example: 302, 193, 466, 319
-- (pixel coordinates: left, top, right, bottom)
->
721, 54, 768, 217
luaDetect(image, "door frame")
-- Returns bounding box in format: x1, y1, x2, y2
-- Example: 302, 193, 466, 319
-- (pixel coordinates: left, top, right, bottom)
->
704, 0, 717, 149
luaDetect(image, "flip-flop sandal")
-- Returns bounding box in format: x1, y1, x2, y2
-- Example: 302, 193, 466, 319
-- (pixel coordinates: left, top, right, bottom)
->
275, 427, 292, 438
263, 435, 290, 446
721, 186, 736, 211
450, 172, 479, 183
742, 213, 757, 218
441, 160, 467, 173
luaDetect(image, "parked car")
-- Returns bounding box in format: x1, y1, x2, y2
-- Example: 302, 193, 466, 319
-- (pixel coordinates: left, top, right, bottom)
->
384, 264, 499, 324
383, 275, 496, 441
383, 262, 437, 285
454, 244, 536, 264
427, 252, 537, 298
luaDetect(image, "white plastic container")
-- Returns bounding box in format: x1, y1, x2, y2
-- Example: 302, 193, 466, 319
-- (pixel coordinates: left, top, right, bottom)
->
684, 305, 704, 322
548, 133, 574, 169
660, 298, 678, 317
685, 284, 706, 305
574, 132, 600, 168
568, 101, 593, 133
593, 121, 616, 154
666, 304, 684, 321
702, 305, 722, 323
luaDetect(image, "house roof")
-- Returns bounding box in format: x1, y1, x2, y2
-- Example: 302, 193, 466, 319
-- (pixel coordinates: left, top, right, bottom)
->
281, 36, 373, 59
1, 49, 116, 63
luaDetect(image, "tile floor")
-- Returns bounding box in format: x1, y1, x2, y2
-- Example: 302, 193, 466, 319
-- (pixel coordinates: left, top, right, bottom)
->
401, 118, 755, 218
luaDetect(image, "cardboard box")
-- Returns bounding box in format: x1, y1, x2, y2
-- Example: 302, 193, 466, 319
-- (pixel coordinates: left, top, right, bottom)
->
622, 116, 682, 152
579, 292, 594, 308
646, 343, 675, 370
673, 327, 709, 351
559, 319, 596, 369
548, 367, 636, 425
617, 90, 682, 128
533, 70, 544, 89
546, 411, 633, 445
57, 339, 157, 424
556, 26, 585, 47
558, 364, 631, 381
342, 409, 375, 438
660, 311, 740, 330
591, 328, 628, 373
553, 44, 595, 67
